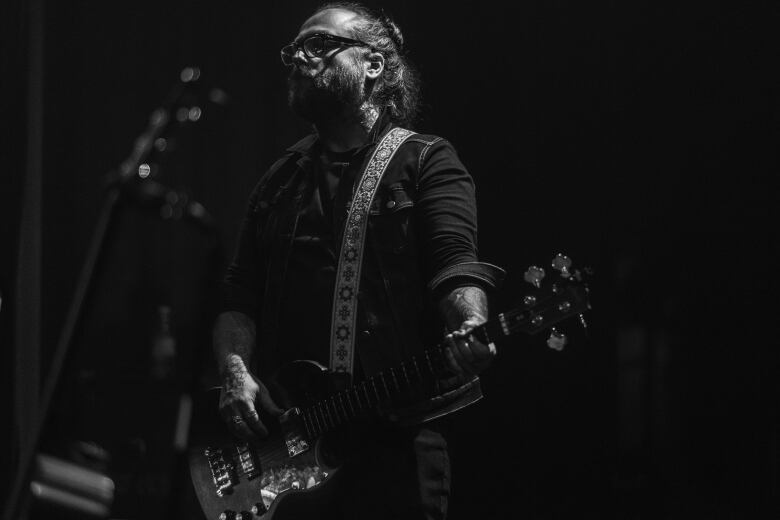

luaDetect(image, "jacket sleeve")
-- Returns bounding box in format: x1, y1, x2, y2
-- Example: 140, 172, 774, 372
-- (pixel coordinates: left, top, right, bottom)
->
220, 180, 264, 318
415, 138, 506, 298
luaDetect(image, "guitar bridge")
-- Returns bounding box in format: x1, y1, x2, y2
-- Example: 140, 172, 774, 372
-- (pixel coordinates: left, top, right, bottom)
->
204, 447, 235, 497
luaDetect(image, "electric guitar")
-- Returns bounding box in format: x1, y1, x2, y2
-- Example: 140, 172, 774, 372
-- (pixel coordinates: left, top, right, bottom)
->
189, 254, 592, 520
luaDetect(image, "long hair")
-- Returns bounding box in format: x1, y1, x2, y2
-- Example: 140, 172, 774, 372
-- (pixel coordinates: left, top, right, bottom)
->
313, 2, 422, 127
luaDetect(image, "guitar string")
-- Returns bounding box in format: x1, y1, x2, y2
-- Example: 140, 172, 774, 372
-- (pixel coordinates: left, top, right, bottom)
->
223, 291, 589, 481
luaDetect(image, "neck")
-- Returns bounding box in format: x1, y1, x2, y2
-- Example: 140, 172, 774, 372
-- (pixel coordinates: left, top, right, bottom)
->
315, 102, 381, 153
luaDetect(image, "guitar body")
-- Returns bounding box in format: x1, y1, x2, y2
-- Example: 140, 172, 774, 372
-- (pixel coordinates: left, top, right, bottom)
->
189, 361, 345, 520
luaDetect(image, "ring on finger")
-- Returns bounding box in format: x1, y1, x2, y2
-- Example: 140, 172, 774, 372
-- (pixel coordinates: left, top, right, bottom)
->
232, 415, 243, 424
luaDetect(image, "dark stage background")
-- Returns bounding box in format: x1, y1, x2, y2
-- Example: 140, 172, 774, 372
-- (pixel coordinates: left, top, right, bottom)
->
2, 1, 778, 518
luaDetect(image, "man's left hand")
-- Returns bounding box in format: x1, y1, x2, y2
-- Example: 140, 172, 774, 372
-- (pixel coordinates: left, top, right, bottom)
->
444, 318, 495, 376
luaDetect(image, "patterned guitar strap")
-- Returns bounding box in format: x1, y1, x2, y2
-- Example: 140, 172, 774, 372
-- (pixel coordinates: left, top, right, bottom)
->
330, 127, 416, 376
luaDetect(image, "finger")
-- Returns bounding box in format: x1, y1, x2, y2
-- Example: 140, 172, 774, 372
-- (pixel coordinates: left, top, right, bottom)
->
463, 334, 494, 361
454, 337, 477, 364
445, 334, 476, 376
444, 341, 467, 375
451, 344, 477, 375
220, 404, 256, 441
453, 319, 481, 336
236, 400, 269, 438
231, 417, 256, 441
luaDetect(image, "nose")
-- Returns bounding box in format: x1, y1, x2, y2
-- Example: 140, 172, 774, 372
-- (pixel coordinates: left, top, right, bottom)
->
292, 47, 307, 66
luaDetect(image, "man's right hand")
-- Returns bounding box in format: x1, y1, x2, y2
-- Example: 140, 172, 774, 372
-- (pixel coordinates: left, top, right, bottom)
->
218, 354, 283, 440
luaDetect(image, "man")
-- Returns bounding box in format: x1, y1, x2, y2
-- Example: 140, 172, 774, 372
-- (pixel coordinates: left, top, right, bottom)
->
213, 3, 504, 518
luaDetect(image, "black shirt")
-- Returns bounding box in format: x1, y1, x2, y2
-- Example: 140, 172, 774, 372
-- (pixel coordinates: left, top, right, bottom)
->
276, 146, 362, 367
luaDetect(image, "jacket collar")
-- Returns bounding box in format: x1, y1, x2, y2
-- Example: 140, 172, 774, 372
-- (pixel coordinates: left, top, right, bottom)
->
285, 108, 396, 157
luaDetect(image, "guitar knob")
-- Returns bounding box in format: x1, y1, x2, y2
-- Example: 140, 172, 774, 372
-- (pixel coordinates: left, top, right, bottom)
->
523, 266, 545, 288
235, 512, 252, 520
546, 328, 568, 351
250, 503, 267, 516
219, 511, 236, 520
551, 253, 572, 278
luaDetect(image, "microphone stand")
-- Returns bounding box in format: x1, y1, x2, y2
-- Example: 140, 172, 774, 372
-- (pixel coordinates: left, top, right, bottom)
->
3, 67, 218, 520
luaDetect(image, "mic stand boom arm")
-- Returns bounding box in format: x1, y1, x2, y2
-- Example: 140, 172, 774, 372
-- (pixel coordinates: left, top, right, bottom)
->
3, 66, 205, 520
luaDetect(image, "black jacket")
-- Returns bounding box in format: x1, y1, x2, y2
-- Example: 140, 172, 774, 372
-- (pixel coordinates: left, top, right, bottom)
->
222, 116, 504, 422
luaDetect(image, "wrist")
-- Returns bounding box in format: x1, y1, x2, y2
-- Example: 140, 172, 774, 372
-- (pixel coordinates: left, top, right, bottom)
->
440, 285, 488, 331
219, 353, 250, 379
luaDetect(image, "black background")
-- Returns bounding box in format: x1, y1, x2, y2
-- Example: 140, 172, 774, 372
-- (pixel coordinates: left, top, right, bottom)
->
2, 1, 778, 518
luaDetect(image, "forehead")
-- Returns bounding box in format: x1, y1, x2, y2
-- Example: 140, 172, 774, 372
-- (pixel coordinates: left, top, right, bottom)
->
296, 8, 360, 40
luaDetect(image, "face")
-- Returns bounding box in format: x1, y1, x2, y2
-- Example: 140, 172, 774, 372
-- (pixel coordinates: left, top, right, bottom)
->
287, 9, 370, 123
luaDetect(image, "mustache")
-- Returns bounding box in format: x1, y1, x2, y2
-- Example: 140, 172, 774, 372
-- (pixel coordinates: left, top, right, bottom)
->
289, 66, 319, 81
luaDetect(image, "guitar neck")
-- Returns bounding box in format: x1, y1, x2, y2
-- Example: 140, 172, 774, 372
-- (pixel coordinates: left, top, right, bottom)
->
297, 277, 590, 440
295, 321, 499, 439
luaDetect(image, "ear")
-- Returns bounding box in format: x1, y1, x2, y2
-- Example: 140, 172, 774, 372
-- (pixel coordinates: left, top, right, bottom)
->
364, 51, 385, 80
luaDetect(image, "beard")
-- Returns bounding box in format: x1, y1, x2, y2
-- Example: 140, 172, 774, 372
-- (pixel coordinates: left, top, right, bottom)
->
287, 58, 366, 124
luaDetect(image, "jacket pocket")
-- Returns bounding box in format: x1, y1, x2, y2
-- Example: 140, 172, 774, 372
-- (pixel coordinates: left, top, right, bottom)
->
368, 183, 415, 253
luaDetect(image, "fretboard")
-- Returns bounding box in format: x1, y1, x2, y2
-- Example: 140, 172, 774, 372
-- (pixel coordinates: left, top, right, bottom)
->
297, 321, 501, 439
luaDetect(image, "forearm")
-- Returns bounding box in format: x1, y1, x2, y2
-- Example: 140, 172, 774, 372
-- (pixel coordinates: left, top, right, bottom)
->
213, 310, 282, 438
213, 310, 257, 378
439, 285, 488, 332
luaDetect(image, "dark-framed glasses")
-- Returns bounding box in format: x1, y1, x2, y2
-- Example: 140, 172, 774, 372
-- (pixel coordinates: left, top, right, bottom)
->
281, 33, 370, 65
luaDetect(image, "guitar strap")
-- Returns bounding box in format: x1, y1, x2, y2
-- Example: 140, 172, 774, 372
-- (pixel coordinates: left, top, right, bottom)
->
329, 127, 416, 376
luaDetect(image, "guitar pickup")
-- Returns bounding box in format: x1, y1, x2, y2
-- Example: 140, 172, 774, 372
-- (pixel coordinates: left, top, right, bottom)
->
279, 408, 310, 458
235, 444, 260, 480
204, 447, 235, 497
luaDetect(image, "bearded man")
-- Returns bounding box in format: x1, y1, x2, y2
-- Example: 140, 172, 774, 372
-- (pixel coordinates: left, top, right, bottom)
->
212, 3, 504, 519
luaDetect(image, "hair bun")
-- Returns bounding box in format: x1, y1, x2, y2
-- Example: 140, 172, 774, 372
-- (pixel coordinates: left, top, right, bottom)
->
380, 13, 404, 50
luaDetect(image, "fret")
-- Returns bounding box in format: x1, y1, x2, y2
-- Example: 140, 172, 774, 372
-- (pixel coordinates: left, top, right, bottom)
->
337, 393, 351, 420
434, 344, 446, 366
344, 391, 356, 416
388, 367, 399, 394
400, 362, 411, 387
310, 409, 322, 437
310, 407, 322, 434
314, 403, 328, 432
424, 350, 435, 375
352, 385, 363, 409
370, 377, 381, 402
317, 403, 333, 430
411, 357, 422, 381
363, 381, 375, 406
329, 397, 342, 425
301, 410, 313, 438
378, 373, 390, 397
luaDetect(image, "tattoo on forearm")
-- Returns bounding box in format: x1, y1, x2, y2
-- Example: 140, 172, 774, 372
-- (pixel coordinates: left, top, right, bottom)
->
213, 311, 256, 378
223, 355, 248, 391
440, 286, 488, 331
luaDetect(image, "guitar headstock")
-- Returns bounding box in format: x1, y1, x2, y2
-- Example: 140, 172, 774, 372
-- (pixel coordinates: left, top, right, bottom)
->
492, 253, 592, 351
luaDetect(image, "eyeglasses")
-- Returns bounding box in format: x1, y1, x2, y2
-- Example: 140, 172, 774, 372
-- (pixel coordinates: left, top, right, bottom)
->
281, 33, 371, 66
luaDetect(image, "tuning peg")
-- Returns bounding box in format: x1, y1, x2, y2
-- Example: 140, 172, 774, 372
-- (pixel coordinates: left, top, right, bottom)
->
551, 253, 572, 278
546, 328, 568, 351
523, 266, 545, 288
